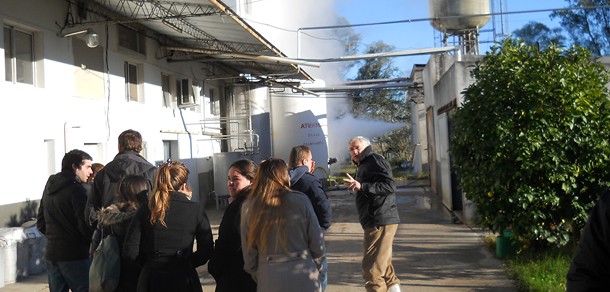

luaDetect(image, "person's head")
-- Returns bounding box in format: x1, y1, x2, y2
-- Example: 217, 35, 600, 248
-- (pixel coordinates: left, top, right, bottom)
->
227, 159, 257, 199
348, 136, 371, 164
289, 145, 315, 172
61, 149, 93, 183
116, 175, 149, 210
245, 158, 291, 253
149, 161, 189, 226
87, 163, 105, 184
118, 129, 143, 153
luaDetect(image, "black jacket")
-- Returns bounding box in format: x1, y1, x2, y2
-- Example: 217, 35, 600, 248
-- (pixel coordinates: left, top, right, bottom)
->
86, 150, 156, 226
567, 190, 610, 291
352, 146, 400, 228
91, 203, 140, 292
123, 192, 214, 292
289, 165, 332, 230
37, 171, 92, 261
208, 188, 256, 292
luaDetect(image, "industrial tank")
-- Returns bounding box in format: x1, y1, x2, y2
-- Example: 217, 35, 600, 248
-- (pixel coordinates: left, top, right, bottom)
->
429, 0, 491, 34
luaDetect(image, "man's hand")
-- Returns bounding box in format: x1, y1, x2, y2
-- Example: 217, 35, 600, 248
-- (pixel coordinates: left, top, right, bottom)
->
344, 173, 361, 191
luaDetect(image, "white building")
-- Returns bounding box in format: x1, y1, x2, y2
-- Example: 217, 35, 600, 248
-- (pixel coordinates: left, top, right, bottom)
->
0, 0, 324, 226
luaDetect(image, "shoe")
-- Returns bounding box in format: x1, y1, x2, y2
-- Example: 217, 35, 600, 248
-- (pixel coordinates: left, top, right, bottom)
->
387, 283, 401, 292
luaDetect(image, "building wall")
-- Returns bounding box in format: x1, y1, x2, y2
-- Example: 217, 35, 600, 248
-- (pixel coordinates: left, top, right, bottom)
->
0, 0, 225, 226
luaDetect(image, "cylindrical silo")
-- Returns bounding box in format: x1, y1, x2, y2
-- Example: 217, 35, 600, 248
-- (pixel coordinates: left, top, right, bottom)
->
429, 0, 491, 34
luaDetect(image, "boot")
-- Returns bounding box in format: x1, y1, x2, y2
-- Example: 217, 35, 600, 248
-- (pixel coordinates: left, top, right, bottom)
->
387, 283, 401, 292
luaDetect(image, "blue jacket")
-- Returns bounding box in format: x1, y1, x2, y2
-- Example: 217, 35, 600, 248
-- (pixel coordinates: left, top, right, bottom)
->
352, 146, 400, 228
290, 165, 332, 230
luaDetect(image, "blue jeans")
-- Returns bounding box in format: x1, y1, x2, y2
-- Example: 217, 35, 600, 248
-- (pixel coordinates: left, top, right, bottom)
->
320, 255, 328, 291
46, 259, 90, 292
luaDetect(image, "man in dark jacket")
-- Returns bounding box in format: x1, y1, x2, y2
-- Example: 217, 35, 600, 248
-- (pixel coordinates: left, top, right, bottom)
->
37, 149, 94, 292
289, 145, 332, 291
567, 190, 610, 291
85, 129, 157, 226
344, 136, 400, 292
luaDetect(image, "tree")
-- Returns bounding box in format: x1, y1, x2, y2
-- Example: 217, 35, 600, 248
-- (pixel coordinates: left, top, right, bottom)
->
349, 41, 408, 123
450, 39, 610, 249
512, 21, 566, 50
551, 1, 610, 56
332, 17, 362, 79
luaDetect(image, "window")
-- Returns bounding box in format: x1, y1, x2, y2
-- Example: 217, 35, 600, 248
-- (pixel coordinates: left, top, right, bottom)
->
124, 62, 139, 102
177, 79, 195, 107
118, 25, 146, 54
4, 25, 34, 85
161, 73, 171, 108
209, 88, 219, 115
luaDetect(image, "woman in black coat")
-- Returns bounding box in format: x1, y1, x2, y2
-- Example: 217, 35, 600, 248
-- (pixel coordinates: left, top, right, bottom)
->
91, 174, 148, 291
208, 159, 257, 292
123, 161, 214, 292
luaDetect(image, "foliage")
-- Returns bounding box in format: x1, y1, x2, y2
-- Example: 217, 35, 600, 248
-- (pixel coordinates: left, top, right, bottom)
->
375, 126, 411, 165
332, 16, 362, 79
349, 41, 409, 123
512, 21, 566, 50
506, 247, 572, 292
550, 1, 610, 56
450, 39, 610, 248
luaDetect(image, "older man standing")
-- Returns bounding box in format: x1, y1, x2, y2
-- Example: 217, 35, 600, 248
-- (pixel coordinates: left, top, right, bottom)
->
344, 136, 400, 292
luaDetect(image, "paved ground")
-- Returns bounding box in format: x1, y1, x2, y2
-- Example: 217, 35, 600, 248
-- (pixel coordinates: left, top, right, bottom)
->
1, 182, 515, 291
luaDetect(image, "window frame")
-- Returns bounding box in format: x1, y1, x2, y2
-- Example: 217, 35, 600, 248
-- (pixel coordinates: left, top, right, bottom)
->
4, 25, 35, 85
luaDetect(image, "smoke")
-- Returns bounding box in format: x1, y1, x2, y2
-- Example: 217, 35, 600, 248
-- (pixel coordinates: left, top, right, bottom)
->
326, 97, 407, 161
245, 0, 408, 161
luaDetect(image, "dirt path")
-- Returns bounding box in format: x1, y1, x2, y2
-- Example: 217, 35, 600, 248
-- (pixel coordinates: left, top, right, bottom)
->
200, 185, 515, 291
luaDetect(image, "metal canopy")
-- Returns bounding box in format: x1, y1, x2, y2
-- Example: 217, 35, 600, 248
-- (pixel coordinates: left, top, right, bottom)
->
65, 0, 313, 81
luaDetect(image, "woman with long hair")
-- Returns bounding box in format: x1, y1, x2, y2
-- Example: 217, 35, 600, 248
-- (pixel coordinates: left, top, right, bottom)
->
240, 158, 325, 292
208, 159, 258, 291
123, 161, 214, 292
91, 174, 148, 291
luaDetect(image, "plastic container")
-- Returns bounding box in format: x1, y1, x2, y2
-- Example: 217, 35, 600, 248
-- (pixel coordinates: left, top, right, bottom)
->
496, 229, 517, 259
0, 237, 6, 288
0, 227, 27, 284
22, 220, 46, 275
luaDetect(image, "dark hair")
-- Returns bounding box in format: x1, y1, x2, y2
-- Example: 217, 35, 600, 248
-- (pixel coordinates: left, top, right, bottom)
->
116, 175, 149, 211
229, 159, 258, 181
288, 145, 311, 168
118, 129, 143, 152
61, 149, 92, 172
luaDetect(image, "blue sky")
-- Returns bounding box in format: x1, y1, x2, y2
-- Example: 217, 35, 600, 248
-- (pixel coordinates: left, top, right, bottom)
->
333, 0, 567, 76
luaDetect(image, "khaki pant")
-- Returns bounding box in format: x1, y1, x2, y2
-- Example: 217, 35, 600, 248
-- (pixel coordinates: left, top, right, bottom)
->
362, 224, 400, 292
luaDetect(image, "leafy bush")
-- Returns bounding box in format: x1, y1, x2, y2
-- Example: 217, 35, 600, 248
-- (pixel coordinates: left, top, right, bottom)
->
450, 39, 610, 248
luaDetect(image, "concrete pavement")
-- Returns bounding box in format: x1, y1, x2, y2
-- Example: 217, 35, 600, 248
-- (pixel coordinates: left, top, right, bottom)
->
1, 181, 515, 291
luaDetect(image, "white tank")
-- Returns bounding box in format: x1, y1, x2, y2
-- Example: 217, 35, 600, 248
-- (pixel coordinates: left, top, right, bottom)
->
429, 0, 491, 34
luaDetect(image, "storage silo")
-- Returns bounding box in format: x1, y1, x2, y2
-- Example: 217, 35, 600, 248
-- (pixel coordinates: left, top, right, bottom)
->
429, 0, 491, 54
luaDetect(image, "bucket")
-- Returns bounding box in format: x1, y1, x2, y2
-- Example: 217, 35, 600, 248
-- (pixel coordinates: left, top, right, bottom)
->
496, 229, 517, 259
0, 237, 6, 288
0, 227, 25, 284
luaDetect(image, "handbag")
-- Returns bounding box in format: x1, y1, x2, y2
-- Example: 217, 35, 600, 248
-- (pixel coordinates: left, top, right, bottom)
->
89, 225, 121, 292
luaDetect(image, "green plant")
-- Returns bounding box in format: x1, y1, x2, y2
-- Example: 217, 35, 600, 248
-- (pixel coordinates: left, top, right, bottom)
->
451, 39, 610, 248
506, 247, 572, 292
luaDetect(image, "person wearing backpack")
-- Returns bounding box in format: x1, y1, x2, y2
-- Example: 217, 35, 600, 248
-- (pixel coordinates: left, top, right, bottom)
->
90, 175, 149, 291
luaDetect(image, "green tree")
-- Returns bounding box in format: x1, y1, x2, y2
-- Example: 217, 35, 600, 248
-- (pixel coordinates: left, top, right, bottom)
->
450, 39, 610, 249
551, 1, 610, 56
349, 41, 407, 123
512, 21, 566, 50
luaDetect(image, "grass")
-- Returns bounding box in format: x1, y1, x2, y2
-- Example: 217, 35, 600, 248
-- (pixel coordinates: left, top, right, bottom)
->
481, 234, 572, 291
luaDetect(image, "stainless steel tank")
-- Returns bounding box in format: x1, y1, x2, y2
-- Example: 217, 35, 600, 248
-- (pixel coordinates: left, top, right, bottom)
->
429, 0, 491, 34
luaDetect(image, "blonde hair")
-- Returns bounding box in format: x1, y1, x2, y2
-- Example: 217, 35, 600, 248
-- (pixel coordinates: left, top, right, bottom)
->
244, 158, 291, 254
149, 161, 189, 227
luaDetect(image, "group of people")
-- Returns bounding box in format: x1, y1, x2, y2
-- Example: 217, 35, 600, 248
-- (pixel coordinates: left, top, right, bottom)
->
36, 129, 402, 292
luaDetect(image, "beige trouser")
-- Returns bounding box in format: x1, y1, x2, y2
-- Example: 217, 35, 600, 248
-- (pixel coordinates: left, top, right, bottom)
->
362, 224, 400, 292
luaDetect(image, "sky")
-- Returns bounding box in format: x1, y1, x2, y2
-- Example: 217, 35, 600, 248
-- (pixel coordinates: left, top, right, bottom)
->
332, 0, 568, 78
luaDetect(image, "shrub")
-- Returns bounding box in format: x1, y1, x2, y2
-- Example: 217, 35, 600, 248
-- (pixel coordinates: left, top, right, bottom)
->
450, 39, 610, 248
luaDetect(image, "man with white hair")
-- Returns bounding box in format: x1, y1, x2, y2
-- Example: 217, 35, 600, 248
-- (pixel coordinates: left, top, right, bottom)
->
344, 136, 400, 292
